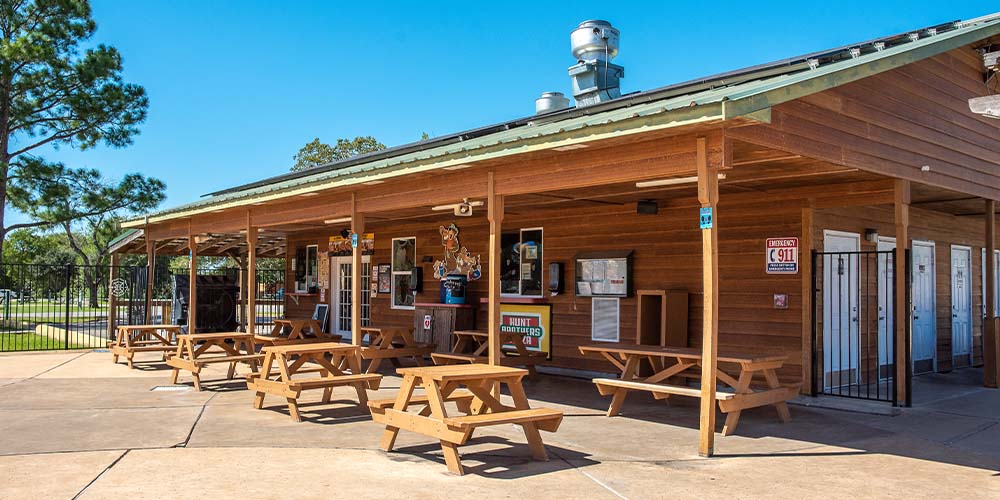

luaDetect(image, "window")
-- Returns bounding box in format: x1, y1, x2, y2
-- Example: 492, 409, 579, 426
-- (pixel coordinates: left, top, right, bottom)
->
501, 228, 543, 297
391, 237, 416, 309
294, 244, 319, 293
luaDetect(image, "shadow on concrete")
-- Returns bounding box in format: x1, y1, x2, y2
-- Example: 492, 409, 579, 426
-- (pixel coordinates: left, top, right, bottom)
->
516, 368, 1000, 472
390, 436, 598, 479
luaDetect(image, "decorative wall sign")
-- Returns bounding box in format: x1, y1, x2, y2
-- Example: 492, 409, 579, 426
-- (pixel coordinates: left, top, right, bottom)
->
329, 232, 374, 256
432, 223, 482, 281
699, 207, 713, 229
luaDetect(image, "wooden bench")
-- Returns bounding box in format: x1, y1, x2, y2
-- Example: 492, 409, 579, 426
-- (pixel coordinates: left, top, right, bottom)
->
372, 364, 563, 475
580, 343, 797, 435
359, 327, 435, 373
167, 333, 261, 391
247, 342, 382, 422
110, 325, 181, 369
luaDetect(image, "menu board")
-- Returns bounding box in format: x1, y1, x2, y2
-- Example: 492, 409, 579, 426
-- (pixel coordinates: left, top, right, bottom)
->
575, 252, 632, 297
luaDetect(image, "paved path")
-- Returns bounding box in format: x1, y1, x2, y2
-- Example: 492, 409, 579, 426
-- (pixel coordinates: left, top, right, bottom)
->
0, 351, 997, 499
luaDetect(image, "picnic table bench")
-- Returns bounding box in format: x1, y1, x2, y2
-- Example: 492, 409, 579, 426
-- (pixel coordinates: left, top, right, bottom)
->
110, 324, 182, 369
369, 364, 563, 475
431, 330, 547, 376
579, 343, 799, 435
166, 332, 263, 391
359, 327, 435, 374
254, 318, 341, 346
246, 342, 381, 422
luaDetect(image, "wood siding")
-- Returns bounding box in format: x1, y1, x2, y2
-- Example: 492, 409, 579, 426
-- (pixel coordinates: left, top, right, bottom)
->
728, 47, 1000, 200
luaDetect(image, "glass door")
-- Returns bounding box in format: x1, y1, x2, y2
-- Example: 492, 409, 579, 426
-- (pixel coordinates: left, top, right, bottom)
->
331, 256, 371, 340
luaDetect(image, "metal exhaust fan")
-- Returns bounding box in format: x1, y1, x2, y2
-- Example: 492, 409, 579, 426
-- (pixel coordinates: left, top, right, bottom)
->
431, 198, 483, 217
969, 49, 1000, 118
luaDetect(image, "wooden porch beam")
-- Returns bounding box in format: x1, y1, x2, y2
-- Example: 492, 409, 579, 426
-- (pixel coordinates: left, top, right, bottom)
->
188, 230, 198, 333
894, 180, 911, 406
985, 199, 998, 388
488, 171, 504, 367
801, 205, 814, 395
697, 136, 720, 457
351, 194, 364, 346
145, 235, 155, 324
247, 212, 258, 336
108, 253, 120, 341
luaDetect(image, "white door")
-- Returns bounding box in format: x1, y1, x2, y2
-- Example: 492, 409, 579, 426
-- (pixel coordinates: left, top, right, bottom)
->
823, 231, 861, 389
951, 246, 973, 363
876, 238, 895, 379
911, 241, 937, 373
330, 256, 371, 341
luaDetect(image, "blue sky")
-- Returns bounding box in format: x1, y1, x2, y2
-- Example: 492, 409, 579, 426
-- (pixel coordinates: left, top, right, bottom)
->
19, 1, 996, 224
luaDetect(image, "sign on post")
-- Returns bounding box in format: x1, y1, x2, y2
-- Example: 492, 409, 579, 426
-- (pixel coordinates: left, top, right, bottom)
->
699, 207, 713, 229
766, 237, 799, 274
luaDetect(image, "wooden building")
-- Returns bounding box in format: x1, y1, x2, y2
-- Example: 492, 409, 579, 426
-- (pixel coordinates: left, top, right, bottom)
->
114, 15, 1000, 456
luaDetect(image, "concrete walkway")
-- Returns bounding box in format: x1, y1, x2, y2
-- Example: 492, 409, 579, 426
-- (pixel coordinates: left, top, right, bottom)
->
0, 350, 997, 499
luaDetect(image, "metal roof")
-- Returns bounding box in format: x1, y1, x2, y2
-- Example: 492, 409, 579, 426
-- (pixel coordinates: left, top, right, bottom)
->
123, 13, 1000, 228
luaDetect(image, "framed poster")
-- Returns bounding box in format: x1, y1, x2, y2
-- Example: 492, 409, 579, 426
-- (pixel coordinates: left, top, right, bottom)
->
499, 303, 553, 360
377, 264, 392, 293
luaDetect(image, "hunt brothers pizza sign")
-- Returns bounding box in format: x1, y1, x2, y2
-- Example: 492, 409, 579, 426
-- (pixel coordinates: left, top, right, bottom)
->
499, 304, 552, 359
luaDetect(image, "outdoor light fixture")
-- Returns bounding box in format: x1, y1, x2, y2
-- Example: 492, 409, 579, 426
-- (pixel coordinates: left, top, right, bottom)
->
363, 180, 385, 185
324, 217, 351, 224
635, 173, 726, 189
432, 198, 483, 217
443, 163, 473, 171
299, 192, 319, 197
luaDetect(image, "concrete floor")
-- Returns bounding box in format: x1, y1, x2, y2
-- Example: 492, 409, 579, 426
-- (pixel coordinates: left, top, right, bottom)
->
0, 350, 997, 500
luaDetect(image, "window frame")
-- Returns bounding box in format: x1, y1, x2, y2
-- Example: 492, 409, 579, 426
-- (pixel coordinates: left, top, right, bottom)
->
391, 236, 416, 310
501, 227, 544, 298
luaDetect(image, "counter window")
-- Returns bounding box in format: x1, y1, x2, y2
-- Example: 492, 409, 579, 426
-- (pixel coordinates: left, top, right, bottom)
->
501, 227, 543, 297
294, 244, 319, 293
391, 237, 416, 309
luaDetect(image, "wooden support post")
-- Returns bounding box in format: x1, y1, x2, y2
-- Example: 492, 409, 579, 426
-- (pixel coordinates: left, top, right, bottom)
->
800, 206, 814, 395
107, 253, 120, 341
488, 171, 504, 366
188, 232, 198, 333
145, 235, 155, 324
696, 136, 719, 457
246, 216, 258, 336
894, 180, 910, 406
985, 199, 998, 388
352, 194, 365, 346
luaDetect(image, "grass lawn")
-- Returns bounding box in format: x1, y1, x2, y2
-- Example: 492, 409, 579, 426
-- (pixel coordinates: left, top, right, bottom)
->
0, 333, 85, 351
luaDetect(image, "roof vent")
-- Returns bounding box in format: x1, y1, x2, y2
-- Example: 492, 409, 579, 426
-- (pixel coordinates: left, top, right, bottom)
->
535, 92, 571, 114
568, 20, 624, 107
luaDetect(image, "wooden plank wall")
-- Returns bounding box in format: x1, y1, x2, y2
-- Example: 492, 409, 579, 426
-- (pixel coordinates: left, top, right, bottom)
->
728, 46, 1000, 201
285, 194, 806, 381
814, 205, 988, 371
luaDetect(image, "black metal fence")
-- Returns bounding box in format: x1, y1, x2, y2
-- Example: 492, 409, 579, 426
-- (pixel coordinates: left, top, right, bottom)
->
811, 249, 907, 404
0, 263, 285, 352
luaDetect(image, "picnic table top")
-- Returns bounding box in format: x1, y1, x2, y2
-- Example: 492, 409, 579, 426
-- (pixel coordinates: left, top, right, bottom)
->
262, 342, 357, 355
117, 324, 181, 331
177, 332, 254, 341
579, 343, 788, 364
396, 363, 528, 382
273, 318, 317, 324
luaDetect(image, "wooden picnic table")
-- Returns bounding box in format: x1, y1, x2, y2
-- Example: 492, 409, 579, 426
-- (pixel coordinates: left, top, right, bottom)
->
110, 324, 182, 369
431, 330, 547, 376
359, 326, 435, 374
246, 342, 382, 422
578, 343, 799, 435
254, 318, 340, 346
166, 332, 263, 391
368, 364, 563, 475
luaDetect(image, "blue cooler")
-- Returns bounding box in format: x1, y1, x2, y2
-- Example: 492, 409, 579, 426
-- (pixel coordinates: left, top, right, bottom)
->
440, 275, 468, 304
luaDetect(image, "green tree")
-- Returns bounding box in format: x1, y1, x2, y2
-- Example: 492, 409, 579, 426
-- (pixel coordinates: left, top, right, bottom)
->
0, 0, 148, 258
291, 136, 385, 171
11, 159, 164, 305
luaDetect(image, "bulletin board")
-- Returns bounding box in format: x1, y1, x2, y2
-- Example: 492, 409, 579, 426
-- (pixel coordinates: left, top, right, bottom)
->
574, 250, 633, 298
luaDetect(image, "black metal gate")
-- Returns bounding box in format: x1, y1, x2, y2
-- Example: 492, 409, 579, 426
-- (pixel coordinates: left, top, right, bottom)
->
811, 249, 909, 405
0, 263, 147, 352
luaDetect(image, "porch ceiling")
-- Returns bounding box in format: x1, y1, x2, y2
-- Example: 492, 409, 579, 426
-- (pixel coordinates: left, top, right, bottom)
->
112, 230, 288, 258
